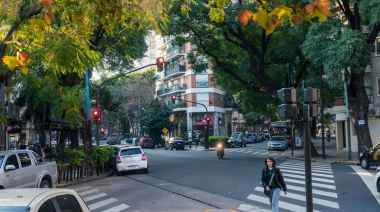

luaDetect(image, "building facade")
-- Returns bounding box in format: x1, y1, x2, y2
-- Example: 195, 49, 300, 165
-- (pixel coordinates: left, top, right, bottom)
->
154, 35, 238, 139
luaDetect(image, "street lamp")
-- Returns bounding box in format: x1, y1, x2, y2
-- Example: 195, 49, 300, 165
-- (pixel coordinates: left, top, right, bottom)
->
342, 67, 352, 160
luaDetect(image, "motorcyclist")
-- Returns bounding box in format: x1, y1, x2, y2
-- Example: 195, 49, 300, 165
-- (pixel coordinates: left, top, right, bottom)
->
217, 137, 225, 159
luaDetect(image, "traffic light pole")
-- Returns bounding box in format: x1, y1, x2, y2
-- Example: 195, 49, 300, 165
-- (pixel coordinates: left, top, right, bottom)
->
95, 63, 156, 147
177, 99, 210, 149
302, 105, 313, 212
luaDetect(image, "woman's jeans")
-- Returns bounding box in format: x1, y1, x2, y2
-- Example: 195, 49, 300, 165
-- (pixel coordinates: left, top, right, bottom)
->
269, 187, 280, 212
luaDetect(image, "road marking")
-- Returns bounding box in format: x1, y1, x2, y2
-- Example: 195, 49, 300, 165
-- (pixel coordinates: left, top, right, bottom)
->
102, 204, 130, 212
258, 152, 270, 155
74, 186, 92, 192
237, 203, 271, 212
268, 153, 279, 156
283, 173, 335, 183
286, 185, 337, 198
88, 198, 118, 210
234, 149, 246, 152
253, 187, 339, 209
79, 189, 99, 196
285, 178, 336, 190
281, 162, 332, 167
280, 169, 334, 178
278, 166, 333, 174
251, 151, 263, 155
279, 165, 332, 172
350, 165, 380, 205
247, 194, 322, 212
242, 150, 253, 153
83, 193, 108, 202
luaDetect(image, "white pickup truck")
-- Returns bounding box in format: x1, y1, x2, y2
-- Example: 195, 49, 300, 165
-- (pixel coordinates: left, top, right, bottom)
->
0, 150, 58, 189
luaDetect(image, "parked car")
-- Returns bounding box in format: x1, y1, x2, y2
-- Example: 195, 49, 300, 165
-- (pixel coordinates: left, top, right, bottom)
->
246, 133, 257, 143
125, 138, 133, 145
227, 132, 246, 148
0, 150, 58, 189
165, 137, 185, 150
138, 137, 154, 149
374, 166, 380, 193
114, 146, 148, 175
261, 130, 270, 139
0, 188, 89, 212
132, 137, 140, 146
359, 142, 380, 169
268, 136, 288, 150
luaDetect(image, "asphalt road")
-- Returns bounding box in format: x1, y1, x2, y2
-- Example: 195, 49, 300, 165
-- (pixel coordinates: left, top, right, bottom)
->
68, 144, 380, 212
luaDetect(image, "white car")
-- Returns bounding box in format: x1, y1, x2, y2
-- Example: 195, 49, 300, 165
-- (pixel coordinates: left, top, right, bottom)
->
115, 146, 148, 175
268, 136, 288, 150
0, 189, 89, 212
374, 167, 380, 193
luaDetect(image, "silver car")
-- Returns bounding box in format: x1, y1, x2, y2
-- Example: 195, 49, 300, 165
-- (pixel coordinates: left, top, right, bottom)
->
268, 136, 288, 150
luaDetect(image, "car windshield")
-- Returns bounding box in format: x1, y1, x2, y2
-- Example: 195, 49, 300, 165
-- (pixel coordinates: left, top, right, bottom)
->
174, 139, 183, 142
0, 206, 30, 212
0, 155, 4, 167
143, 139, 152, 142
271, 137, 285, 141
230, 134, 241, 139
120, 148, 142, 156
126, 140, 132, 144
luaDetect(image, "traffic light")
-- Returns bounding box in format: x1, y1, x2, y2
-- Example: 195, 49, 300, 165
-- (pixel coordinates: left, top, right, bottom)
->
303, 88, 319, 118
171, 95, 176, 104
206, 116, 211, 125
92, 109, 101, 124
156, 57, 165, 72
277, 88, 297, 118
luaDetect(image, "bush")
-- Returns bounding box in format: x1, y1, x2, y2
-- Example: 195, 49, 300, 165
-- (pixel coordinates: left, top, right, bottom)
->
200, 136, 229, 147
91, 146, 115, 164
66, 149, 85, 166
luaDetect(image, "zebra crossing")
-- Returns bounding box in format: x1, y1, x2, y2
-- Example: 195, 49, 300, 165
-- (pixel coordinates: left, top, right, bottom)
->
239, 161, 339, 212
224, 148, 281, 157
74, 186, 130, 212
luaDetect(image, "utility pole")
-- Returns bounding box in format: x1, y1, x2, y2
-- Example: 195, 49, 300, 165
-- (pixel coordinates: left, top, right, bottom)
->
343, 67, 352, 159
303, 105, 313, 212
320, 67, 325, 159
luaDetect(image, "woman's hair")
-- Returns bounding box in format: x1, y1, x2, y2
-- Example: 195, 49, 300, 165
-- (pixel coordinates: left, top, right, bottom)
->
263, 156, 277, 166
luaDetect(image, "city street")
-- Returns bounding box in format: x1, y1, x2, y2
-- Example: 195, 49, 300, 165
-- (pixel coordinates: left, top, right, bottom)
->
67, 145, 380, 212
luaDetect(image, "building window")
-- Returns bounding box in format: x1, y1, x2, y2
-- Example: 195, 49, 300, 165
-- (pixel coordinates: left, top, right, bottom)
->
196, 93, 209, 107
196, 75, 209, 88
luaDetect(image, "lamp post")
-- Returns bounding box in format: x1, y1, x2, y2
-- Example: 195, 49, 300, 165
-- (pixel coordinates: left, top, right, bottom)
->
320, 67, 325, 159
342, 67, 352, 160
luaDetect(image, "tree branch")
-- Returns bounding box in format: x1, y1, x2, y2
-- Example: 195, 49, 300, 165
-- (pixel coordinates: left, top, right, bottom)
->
367, 24, 380, 45
223, 33, 245, 49
294, 60, 310, 88
342, 0, 355, 28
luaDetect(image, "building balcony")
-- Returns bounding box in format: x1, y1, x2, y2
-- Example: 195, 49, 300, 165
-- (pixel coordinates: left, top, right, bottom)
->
156, 36, 175, 50
163, 64, 186, 79
157, 84, 186, 97
166, 46, 185, 60
224, 102, 239, 109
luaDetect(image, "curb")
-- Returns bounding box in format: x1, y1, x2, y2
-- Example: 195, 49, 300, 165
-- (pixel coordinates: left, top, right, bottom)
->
330, 161, 358, 165
187, 149, 215, 152
56, 171, 114, 188
278, 156, 319, 162
204, 210, 239, 212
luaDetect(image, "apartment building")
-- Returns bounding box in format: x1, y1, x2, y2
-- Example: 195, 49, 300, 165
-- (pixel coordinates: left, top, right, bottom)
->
154, 35, 238, 139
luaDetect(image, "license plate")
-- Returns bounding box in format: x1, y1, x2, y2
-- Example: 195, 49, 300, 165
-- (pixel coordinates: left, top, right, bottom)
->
128, 165, 138, 169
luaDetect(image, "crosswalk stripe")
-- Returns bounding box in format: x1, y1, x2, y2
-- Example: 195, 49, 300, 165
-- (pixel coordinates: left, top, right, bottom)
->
350, 165, 380, 205
74, 186, 92, 192
283, 173, 335, 184
278, 166, 333, 174
285, 178, 336, 190
247, 194, 322, 212
268, 153, 278, 156
286, 185, 337, 198
279, 165, 332, 172
101, 204, 130, 212
83, 193, 108, 202
258, 152, 269, 155
281, 163, 332, 169
243, 150, 253, 153
79, 189, 99, 196
253, 187, 339, 209
237, 203, 271, 212
226, 149, 238, 152
88, 198, 118, 210
251, 151, 263, 155
280, 169, 334, 178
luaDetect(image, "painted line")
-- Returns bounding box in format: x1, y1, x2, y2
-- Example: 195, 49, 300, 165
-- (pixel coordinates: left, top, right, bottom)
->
279, 165, 332, 172
350, 165, 380, 205
88, 198, 118, 210
74, 186, 92, 192
278, 166, 333, 174
285, 178, 336, 190
247, 194, 322, 212
83, 193, 108, 202
101, 204, 130, 212
280, 169, 334, 178
258, 152, 270, 156
283, 173, 335, 184
243, 150, 253, 153
237, 203, 271, 212
254, 187, 339, 209
286, 184, 337, 198
268, 153, 279, 156
234, 149, 246, 152
79, 189, 99, 196
251, 151, 263, 155
280, 162, 332, 168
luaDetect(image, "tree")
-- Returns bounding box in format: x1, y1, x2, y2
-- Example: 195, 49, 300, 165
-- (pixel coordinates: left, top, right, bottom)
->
302, 0, 380, 152
140, 98, 172, 145
243, 111, 266, 128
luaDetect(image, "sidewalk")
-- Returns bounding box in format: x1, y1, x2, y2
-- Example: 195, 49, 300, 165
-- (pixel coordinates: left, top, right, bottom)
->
55, 171, 114, 188
279, 137, 359, 165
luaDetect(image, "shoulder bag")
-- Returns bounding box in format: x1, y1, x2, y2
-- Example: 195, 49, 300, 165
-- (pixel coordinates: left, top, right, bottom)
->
264, 171, 274, 196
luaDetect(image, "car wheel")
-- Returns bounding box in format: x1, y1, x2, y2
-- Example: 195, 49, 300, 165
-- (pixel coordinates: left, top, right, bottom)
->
244, 144, 247, 147
165, 147, 167, 150
40, 180, 52, 188
377, 179, 380, 193
144, 168, 149, 173
360, 158, 369, 169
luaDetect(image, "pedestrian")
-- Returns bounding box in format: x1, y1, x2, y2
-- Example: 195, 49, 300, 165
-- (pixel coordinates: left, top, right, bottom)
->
326, 128, 331, 142
20, 142, 26, 149
261, 156, 287, 212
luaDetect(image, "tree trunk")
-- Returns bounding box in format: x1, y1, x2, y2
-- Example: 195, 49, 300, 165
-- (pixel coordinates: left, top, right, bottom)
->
295, 117, 319, 157
70, 131, 79, 149
349, 71, 372, 155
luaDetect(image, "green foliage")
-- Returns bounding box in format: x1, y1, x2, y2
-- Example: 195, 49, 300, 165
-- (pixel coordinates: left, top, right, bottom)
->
91, 146, 115, 164
243, 112, 266, 127
65, 149, 85, 166
209, 136, 229, 147
359, 0, 380, 27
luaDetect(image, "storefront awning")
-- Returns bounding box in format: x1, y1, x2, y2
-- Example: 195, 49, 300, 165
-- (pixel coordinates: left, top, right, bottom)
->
193, 121, 213, 127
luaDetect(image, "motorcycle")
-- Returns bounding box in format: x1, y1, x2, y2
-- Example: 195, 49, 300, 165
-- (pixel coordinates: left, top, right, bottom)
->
217, 143, 225, 159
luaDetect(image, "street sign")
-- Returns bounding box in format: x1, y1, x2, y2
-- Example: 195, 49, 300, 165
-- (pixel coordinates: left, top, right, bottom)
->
162, 128, 168, 134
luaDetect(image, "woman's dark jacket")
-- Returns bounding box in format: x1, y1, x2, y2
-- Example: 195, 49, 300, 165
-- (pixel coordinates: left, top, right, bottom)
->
261, 166, 287, 191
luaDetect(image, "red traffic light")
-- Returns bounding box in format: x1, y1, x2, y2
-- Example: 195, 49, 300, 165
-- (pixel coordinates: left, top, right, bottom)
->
171, 95, 176, 104
156, 57, 165, 72
206, 116, 211, 122
93, 110, 98, 116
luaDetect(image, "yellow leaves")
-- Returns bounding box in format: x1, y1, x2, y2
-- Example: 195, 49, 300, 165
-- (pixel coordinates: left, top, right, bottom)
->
236, 10, 252, 27
44, 14, 52, 24
20, 66, 29, 75
29, 19, 46, 32
3, 56, 19, 70
209, 8, 225, 23
233, 0, 333, 35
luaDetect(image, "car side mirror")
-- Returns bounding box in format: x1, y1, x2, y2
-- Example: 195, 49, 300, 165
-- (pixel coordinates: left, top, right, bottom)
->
5, 165, 16, 171
369, 149, 374, 154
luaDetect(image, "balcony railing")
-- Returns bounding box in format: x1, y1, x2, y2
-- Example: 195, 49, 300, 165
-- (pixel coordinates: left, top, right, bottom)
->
166, 46, 185, 59
157, 84, 186, 96
165, 64, 186, 77
224, 102, 238, 109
